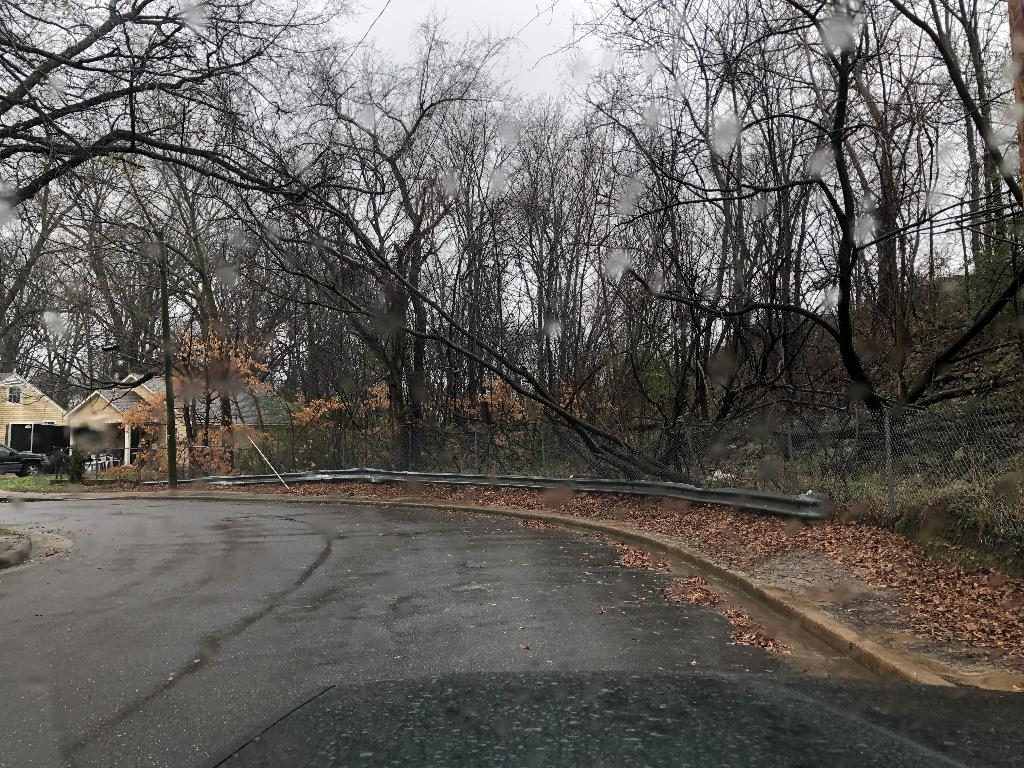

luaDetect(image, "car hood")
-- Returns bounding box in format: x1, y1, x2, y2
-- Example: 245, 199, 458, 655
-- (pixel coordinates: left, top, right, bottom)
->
209, 671, 1023, 768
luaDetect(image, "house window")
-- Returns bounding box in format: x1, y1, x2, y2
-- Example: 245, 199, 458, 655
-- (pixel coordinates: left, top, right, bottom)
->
8, 386, 21, 404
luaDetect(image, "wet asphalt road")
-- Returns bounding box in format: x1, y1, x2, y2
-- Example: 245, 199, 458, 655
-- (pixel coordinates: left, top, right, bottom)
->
0, 498, 1020, 768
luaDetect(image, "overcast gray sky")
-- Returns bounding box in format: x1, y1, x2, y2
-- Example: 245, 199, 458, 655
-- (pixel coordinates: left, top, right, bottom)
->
353, 0, 594, 94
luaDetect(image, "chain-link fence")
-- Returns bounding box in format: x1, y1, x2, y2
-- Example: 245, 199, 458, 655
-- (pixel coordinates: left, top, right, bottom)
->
231, 400, 1022, 497
657, 403, 1018, 491
656, 400, 1023, 553
225, 399, 1024, 552
237, 420, 616, 479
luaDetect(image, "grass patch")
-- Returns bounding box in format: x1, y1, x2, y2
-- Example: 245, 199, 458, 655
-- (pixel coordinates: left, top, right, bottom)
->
0, 475, 54, 492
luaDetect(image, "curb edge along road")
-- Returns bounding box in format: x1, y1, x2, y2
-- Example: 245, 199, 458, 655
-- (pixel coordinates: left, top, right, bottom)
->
0, 534, 32, 569
2, 489, 1006, 690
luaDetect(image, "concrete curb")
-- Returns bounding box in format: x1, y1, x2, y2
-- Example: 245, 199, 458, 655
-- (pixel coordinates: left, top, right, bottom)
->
4, 488, 999, 688
0, 535, 32, 569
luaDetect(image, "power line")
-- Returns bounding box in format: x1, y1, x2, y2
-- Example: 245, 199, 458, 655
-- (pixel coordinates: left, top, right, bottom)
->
339, 0, 394, 72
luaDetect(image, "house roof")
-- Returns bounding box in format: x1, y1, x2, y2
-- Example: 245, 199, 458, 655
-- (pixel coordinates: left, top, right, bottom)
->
185, 389, 291, 427
66, 388, 147, 419
133, 373, 290, 426
138, 376, 165, 396
95, 389, 147, 413
69, 375, 291, 427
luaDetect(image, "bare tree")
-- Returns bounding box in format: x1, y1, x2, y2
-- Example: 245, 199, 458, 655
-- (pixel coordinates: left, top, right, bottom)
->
0, 0, 334, 209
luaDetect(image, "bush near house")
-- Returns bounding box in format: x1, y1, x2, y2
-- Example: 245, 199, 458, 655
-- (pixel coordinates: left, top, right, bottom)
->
67, 450, 85, 483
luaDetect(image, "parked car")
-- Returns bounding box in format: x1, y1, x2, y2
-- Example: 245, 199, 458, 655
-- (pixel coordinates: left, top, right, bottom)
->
0, 444, 52, 476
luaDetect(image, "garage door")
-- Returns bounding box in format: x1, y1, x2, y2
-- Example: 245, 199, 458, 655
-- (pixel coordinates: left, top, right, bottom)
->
8, 424, 32, 451
7, 424, 70, 453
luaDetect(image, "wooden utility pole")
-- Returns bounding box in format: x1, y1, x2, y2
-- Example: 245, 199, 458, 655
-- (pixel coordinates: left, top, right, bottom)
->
158, 231, 178, 488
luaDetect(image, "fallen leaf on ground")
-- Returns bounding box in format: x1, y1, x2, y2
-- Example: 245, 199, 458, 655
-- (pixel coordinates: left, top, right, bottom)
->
521, 519, 556, 530
663, 577, 721, 607
721, 609, 790, 655
611, 542, 670, 571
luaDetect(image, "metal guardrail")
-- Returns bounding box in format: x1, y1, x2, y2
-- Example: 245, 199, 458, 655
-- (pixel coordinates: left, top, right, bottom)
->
153, 468, 829, 520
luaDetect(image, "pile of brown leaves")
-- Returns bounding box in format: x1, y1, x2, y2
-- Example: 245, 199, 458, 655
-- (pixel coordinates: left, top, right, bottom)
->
580, 496, 1024, 661
663, 576, 721, 607
663, 577, 788, 654
721, 609, 791, 655
611, 542, 670, 571
520, 519, 557, 530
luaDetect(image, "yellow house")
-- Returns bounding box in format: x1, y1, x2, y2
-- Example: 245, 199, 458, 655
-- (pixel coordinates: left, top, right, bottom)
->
66, 376, 182, 464
68, 373, 289, 465
0, 373, 68, 453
